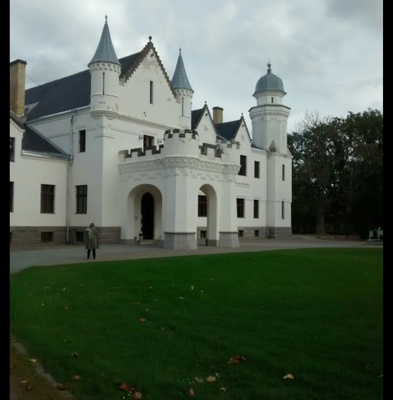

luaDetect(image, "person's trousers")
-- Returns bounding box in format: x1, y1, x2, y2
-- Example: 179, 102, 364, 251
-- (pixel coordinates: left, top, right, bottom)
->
87, 249, 96, 259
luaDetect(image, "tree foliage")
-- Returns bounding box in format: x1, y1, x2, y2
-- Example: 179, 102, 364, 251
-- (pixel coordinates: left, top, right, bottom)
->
288, 109, 383, 238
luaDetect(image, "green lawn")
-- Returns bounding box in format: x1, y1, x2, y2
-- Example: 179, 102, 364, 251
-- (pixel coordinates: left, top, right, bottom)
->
10, 248, 383, 400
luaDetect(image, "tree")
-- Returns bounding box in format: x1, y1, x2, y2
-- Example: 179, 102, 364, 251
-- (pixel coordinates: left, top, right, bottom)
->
289, 111, 339, 234
288, 109, 383, 237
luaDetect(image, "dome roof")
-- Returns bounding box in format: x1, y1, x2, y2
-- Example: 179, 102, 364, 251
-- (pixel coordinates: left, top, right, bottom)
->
254, 62, 285, 94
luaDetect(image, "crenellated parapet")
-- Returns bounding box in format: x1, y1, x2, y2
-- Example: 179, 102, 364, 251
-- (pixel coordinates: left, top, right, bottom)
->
118, 128, 242, 165
163, 128, 198, 139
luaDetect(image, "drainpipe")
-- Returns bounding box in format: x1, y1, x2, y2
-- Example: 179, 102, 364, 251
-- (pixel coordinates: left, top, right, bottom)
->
66, 111, 76, 243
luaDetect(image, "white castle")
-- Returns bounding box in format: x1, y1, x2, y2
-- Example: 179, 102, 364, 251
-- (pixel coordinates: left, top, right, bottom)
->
10, 17, 292, 250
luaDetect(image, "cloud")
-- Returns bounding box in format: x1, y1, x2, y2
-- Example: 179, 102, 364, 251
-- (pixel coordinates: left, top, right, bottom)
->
10, 0, 382, 133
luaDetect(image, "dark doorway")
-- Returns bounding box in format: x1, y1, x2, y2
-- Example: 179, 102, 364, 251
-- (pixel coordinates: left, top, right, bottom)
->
141, 193, 154, 239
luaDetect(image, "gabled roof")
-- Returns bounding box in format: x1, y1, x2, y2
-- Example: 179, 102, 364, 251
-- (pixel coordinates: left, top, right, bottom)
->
25, 69, 91, 121
191, 103, 215, 130
10, 111, 69, 158
215, 120, 240, 142
120, 38, 176, 99
191, 108, 204, 130
25, 39, 175, 122
22, 125, 69, 158
215, 115, 253, 144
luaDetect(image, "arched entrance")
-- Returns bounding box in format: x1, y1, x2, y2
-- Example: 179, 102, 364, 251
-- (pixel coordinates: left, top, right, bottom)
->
141, 192, 154, 240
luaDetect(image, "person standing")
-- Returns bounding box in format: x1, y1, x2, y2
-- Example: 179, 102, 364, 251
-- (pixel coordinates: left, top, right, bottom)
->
84, 222, 101, 260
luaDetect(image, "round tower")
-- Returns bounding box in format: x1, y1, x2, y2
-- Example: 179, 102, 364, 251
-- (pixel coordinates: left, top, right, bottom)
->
249, 62, 290, 153
88, 16, 121, 116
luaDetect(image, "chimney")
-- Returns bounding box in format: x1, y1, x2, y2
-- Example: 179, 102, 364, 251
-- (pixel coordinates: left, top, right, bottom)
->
212, 106, 223, 124
10, 59, 27, 117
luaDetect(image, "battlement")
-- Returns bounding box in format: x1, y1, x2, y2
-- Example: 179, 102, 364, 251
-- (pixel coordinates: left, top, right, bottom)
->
119, 145, 163, 161
164, 128, 198, 139
118, 129, 241, 163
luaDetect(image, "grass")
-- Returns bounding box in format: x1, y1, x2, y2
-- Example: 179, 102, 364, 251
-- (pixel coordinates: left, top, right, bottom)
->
10, 248, 383, 400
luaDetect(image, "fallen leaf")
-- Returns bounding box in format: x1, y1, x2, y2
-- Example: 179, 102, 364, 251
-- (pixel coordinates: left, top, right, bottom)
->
219, 387, 227, 392
228, 355, 246, 363
283, 373, 295, 380
139, 318, 146, 323
133, 392, 143, 399
119, 383, 135, 392
71, 351, 79, 358
188, 388, 195, 396
30, 358, 37, 363
206, 376, 216, 383
57, 383, 67, 390
20, 380, 28, 385
70, 375, 80, 381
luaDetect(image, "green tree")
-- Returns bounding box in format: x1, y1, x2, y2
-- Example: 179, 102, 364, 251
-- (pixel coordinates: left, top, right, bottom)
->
288, 109, 383, 237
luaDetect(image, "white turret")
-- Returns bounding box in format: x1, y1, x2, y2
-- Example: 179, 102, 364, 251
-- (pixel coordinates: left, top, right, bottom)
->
88, 16, 121, 117
249, 62, 290, 154
171, 49, 193, 129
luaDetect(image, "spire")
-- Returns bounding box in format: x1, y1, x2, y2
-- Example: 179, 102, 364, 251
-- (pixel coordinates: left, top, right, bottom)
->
267, 59, 271, 73
88, 16, 120, 67
171, 48, 193, 92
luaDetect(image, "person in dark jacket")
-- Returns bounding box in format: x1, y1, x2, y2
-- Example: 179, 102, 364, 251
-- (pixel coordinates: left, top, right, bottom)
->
84, 222, 101, 260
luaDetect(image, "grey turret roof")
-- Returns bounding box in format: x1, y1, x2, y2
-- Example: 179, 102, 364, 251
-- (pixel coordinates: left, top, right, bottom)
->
254, 62, 285, 94
171, 49, 193, 92
88, 16, 120, 67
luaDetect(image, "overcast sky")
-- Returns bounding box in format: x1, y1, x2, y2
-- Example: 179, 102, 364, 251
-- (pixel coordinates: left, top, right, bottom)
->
10, 0, 382, 133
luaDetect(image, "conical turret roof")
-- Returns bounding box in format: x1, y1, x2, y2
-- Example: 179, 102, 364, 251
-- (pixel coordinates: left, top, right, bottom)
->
171, 49, 193, 92
88, 16, 120, 67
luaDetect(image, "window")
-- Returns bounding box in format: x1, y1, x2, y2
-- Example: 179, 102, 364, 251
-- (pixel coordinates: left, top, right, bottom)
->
254, 161, 260, 178
198, 195, 207, 217
10, 137, 15, 162
239, 155, 247, 176
102, 72, 105, 95
254, 230, 259, 237
282, 164, 285, 181
76, 185, 87, 214
271, 97, 274, 103
282, 201, 285, 219
41, 232, 54, 242
79, 130, 86, 152
253, 199, 259, 218
10, 182, 14, 212
237, 198, 245, 218
76, 231, 84, 242
200, 230, 207, 238
238, 230, 244, 237
150, 80, 154, 104
143, 135, 154, 148
41, 184, 55, 213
